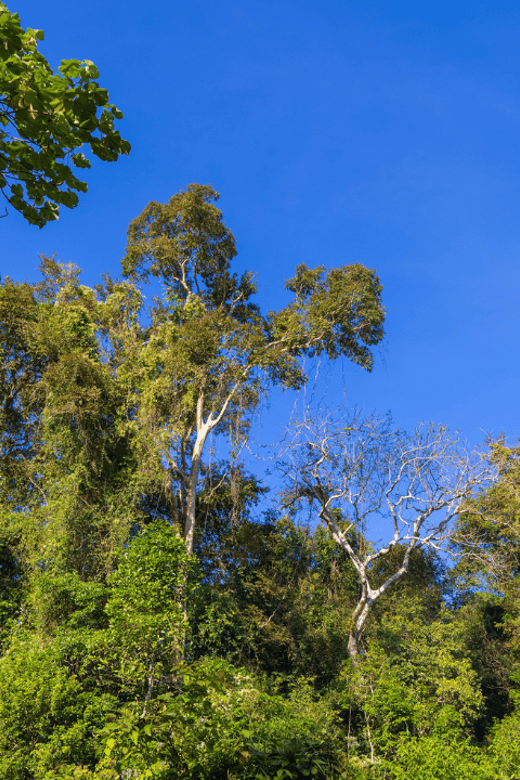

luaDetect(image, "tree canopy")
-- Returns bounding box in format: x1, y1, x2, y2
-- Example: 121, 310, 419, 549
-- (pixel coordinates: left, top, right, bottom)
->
0, 182, 519, 779
0, 3, 130, 226
120, 183, 385, 555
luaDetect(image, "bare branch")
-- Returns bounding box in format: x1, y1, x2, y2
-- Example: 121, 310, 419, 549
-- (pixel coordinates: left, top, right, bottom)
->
283, 408, 495, 660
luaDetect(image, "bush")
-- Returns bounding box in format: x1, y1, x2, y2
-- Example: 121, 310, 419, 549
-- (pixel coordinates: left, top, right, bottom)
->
100, 659, 355, 779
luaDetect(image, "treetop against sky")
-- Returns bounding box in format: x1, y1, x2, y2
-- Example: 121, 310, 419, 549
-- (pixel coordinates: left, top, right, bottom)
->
2, 0, 520, 447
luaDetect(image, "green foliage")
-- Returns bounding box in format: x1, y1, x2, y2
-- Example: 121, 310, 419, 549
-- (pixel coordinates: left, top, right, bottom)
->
0, 277, 43, 510
453, 440, 520, 729
29, 571, 107, 638
486, 695, 520, 779
123, 184, 247, 312
278, 263, 385, 369
3, 184, 519, 777
191, 512, 359, 682
103, 518, 192, 696
1, 259, 151, 586
0, 521, 23, 645
0, 638, 117, 779
0, 4, 130, 226
340, 605, 483, 764
118, 184, 386, 561
368, 546, 448, 621
388, 733, 493, 780
456, 594, 515, 739
100, 659, 352, 780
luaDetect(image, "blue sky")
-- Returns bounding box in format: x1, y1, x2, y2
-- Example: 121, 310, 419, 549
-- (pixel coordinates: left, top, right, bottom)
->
3, 0, 520, 453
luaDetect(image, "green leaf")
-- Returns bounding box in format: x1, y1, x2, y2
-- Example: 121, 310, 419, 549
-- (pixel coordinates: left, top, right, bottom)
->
0, 6, 130, 226
105, 737, 116, 755
58, 59, 82, 78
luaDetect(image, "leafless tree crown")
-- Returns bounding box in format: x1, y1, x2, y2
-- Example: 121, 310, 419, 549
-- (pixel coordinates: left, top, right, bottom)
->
282, 409, 495, 658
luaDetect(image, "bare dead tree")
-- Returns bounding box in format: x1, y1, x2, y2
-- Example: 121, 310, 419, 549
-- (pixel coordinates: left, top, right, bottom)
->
283, 409, 494, 661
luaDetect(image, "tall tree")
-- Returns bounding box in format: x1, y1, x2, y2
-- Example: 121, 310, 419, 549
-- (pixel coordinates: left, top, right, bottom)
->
453, 441, 520, 691
0, 3, 130, 226
0, 256, 145, 595
122, 183, 386, 556
453, 441, 520, 592
284, 409, 493, 660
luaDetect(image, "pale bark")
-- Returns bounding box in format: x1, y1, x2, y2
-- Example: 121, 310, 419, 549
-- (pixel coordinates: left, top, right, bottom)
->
180, 382, 243, 556
288, 411, 494, 661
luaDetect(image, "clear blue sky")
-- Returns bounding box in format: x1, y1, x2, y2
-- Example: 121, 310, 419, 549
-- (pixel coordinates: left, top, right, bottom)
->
3, 0, 520, 452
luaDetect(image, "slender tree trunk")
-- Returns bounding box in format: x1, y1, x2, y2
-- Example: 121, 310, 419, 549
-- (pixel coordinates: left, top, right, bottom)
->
347, 596, 371, 663
183, 391, 212, 556
140, 663, 155, 718
347, 630, 361, 662
182, 385, 239, 555
184, 435, 205, 556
